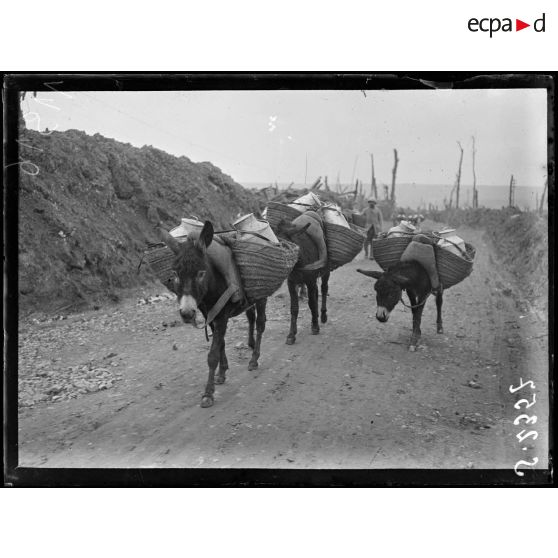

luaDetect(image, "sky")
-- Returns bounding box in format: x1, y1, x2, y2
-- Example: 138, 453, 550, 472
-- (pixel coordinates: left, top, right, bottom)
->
21, 88, 547, 189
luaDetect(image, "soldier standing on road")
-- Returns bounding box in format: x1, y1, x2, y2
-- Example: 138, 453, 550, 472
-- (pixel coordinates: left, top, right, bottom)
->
363, 198, 384, 260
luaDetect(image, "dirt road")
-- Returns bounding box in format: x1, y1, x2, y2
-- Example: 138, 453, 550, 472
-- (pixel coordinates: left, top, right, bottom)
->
17, 224, 549, 470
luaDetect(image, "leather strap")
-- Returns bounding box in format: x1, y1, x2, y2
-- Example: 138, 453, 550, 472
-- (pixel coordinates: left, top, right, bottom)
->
205, 284, 238, 325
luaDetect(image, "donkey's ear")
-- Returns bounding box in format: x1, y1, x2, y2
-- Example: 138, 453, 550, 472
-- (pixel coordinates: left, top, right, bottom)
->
197, 221, 214, 250
158, 227, 182, 255
356, 268, 383, 280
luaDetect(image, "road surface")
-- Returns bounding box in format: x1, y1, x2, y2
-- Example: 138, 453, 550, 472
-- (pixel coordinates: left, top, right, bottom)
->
17, 224, 549, 471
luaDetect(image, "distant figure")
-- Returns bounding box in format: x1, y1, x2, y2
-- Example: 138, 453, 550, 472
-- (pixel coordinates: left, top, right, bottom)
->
363, 198, 384, 260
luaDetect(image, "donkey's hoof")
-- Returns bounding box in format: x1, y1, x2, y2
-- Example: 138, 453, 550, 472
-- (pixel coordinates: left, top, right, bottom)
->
201, 395, 214, 408
248, 360, 259, 371
215, 373, 226, 385
321, 312, 328, 324
409, 345, 417, 352
286, 336, 295, 345
437, 326, 444, 334
311, 325, 320, 335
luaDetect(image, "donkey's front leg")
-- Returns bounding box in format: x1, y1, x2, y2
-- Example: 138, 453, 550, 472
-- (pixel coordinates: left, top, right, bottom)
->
286, 279, 299, 345
408, 293, 425, 352
215, 336, 228, 385
202, 319, 227, 407
307, 280, 320, 334
320, 271, 330, 324
435, 289, 444, 334
248, 299, 267, 370
246, 305, 256, 349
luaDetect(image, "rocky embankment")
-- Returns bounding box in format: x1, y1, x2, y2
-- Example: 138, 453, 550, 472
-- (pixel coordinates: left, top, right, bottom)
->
18, 127, 260, 314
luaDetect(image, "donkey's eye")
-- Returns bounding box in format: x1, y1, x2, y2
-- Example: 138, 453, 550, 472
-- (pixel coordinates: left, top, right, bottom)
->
196, 270, 207, 283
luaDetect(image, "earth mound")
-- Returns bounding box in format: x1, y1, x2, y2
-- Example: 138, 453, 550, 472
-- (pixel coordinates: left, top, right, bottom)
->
18, 127, 260, 314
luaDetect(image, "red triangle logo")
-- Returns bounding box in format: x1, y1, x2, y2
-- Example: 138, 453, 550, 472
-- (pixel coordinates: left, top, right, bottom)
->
516, 19, 530, 31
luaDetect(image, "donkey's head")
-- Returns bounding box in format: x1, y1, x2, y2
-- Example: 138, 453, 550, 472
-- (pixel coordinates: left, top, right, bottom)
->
357, 268, 407, 322
159, 221, 214, 326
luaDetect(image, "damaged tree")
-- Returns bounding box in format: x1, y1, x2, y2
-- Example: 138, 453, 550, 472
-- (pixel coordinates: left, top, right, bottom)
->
509, 174, 515, 207
455, 141, 464, 209
390, 149, 399, 202
539, 178, 547, 215
471, 136, 478, 209
370, 153, 378, 199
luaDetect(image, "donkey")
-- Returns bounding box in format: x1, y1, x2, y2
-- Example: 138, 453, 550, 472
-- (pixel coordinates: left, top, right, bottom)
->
357, 261, 444, 351
276, 216, 330, 345
160, 221, 267, 408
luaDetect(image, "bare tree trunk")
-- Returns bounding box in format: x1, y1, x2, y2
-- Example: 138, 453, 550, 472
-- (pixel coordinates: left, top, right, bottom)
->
390, 149, 398, 202
353, 179, 359, 201
351, 155, 359, 186
370, 153, 377, 199
539, 179, 547, 214
509, 174, 515, 207
455, 141, 464, 209
471, 136, 478, 208
324, 176, 330, 191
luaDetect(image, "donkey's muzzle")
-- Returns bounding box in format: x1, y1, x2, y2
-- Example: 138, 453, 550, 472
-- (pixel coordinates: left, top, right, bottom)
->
179, 295, 198, 325
180, 309, 197, 323
376, 306, 390, 323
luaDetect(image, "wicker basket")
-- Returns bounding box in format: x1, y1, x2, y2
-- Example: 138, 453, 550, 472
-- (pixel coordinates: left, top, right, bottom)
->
227, 238, 299, 302
144, 242, 176, 291
349, 222, 367, 235
266, 201, 303, 232
325, 223, 365, 271
373, 235, 475, 289
144, 236, 299, 301
434, 242, 475, 288
373, 236, 413, 270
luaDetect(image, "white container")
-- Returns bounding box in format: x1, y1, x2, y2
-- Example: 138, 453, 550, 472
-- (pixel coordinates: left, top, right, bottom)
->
321, 203, 350, 228
233, 213, 279, 243
288, 192, 321, 213
387, 220, 416, 237
170, 217, 204, 238
437, 234, 466, 257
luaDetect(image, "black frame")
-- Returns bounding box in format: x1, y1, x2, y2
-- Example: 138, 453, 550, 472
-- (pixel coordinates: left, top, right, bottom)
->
3, 72, 555, 487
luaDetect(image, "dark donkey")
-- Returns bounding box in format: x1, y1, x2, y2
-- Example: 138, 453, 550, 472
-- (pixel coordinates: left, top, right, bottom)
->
160, 221, 267, 407
357, 261, 444, 351
276, 212, 330, 345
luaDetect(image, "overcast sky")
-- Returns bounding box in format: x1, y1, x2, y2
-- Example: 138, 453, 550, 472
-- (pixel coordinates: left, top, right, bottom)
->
22, 88, 547, 188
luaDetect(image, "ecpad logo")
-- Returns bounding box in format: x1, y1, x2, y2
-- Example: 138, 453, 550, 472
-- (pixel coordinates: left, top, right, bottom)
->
468, 13, 546, 37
